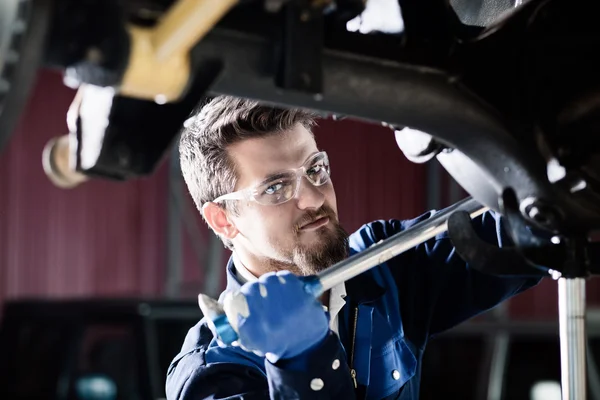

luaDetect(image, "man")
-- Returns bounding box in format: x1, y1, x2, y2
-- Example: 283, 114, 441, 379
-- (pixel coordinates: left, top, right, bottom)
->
166, 95, 541, 400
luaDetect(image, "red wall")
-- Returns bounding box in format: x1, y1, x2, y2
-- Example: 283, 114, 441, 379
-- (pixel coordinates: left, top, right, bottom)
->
1, 68, 594, 321
316, 118, 428, 231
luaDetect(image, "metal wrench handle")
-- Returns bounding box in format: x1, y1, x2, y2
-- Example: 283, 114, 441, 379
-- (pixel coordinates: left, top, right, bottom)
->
314, 197, 487, 294
199, 196, 487, 345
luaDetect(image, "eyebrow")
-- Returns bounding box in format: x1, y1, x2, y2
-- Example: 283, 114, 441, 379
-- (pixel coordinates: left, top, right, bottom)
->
258, 172, 292, 186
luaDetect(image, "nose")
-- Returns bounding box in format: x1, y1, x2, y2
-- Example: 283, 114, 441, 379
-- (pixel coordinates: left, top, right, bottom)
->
295, 175, 325, 210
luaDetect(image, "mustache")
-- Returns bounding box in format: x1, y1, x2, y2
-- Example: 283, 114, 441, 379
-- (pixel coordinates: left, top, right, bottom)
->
295, 205, 337, 232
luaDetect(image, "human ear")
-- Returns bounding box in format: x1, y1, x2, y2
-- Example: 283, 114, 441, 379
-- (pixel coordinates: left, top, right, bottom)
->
202, 202, 239, 240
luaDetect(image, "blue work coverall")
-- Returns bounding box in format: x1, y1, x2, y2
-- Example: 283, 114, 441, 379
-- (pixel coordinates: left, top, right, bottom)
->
166, 210, 541, 399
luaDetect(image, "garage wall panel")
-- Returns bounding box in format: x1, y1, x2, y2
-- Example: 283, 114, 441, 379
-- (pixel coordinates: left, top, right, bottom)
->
314, 117, 429, 232
0, 70, 168, 311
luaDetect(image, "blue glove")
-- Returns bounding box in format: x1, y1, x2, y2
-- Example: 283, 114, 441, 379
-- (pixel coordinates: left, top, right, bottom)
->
223, 271, 329, 364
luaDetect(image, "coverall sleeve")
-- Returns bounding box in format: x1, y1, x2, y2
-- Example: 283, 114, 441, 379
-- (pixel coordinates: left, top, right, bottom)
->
167, 332, 357, 400
363, 209, 542, 346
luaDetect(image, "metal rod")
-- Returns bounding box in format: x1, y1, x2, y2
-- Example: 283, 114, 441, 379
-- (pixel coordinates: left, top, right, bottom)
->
486, 302, 511, 400
559, 277, 587, 400
487, 333, 510, 400
316, 197, 487, 292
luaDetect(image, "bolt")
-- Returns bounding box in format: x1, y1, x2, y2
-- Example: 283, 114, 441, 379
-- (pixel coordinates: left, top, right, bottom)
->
551, 236, 561, 244
527, 205, 542, 221
548, 269, 562, 280
522, 199, 562, 228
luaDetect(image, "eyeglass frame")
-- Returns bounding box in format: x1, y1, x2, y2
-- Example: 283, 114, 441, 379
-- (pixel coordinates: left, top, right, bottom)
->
211, 151, 331, 206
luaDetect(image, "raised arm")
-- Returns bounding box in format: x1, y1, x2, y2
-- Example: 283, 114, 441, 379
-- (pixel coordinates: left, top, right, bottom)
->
358, 209, 541, 345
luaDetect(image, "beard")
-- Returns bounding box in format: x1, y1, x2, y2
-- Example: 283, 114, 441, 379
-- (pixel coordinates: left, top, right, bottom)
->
292, 222, 349, 275
288, 205, 349, 276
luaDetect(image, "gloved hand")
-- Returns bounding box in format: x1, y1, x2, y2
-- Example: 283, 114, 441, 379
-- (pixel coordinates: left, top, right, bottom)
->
222, 270, 329, 364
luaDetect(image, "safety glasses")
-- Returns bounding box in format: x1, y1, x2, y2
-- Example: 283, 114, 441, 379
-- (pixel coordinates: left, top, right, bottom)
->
212, 151, 331, 206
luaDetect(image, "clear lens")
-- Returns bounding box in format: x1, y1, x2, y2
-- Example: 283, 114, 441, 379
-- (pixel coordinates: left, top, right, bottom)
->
305, 153, 330, 186
252, 152, 331, 206
254, 174, 297, 205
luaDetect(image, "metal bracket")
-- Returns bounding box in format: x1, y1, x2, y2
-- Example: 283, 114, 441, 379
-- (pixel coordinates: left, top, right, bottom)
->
447, 188, 571, 276
447, 210, 544, 276
276, 0, 324, 94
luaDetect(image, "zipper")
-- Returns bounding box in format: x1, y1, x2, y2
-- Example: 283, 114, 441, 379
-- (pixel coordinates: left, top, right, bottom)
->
349, 306, 358, 389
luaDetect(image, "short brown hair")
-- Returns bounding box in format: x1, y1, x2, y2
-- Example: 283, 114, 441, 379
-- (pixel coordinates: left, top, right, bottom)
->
179, 95, 317, 249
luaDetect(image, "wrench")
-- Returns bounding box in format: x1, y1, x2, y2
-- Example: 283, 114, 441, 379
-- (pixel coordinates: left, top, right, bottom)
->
198, 197, 487, 345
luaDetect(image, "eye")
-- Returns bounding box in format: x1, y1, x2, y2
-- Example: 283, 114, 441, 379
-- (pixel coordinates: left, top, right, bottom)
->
307, 165, 321, 176
263, 182, 284, 195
